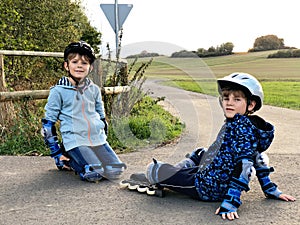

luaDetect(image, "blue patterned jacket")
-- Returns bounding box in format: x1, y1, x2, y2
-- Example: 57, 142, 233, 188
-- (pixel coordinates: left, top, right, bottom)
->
195, 114, 274, 201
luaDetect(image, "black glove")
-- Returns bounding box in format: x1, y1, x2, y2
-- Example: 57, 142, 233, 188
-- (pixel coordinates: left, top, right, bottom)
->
101, 118, 108, 135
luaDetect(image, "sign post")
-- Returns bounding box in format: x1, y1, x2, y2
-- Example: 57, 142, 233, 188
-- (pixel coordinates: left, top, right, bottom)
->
100, 1, 133, 56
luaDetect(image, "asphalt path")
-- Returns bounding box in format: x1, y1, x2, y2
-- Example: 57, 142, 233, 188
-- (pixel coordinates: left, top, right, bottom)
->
0, 79, 299, 225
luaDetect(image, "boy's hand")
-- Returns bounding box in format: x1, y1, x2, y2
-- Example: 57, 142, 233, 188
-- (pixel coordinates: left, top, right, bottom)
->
215, 207, 239, 220
54, 155, 71, 170
278, 194, 296, 202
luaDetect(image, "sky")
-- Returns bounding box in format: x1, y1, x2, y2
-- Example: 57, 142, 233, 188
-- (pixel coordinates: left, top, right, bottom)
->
81, 0, 300, 56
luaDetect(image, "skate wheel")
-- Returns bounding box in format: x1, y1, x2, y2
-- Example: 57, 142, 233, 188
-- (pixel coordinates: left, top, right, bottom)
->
146, 187, 156, 196
137, 185, 148, 193
119, 180, 129, 188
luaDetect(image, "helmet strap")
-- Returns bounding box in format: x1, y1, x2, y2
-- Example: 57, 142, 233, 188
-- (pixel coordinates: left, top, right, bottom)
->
68, 71, 87, 87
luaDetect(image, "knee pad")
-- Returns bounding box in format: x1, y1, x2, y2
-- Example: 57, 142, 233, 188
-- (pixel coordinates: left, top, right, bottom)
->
232, 159, 255, 191
104, 162, 127, 180
146, 158, 164, 184
93, 144, 126, 179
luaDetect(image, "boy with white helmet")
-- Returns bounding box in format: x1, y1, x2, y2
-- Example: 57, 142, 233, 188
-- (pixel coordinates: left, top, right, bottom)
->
41, 41, 126, 182
120, 72, 295, 220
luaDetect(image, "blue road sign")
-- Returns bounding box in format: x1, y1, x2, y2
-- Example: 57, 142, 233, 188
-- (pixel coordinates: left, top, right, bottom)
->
100, 4, 133, 34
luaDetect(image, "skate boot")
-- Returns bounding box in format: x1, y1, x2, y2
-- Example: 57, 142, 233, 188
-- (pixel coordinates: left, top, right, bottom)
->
79, 165, 103, 183
120, 173, 165, 197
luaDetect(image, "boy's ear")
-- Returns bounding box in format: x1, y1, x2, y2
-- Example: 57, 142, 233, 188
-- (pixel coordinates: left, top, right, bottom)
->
64, 61, 69, 71
89, 65, 93, 72
248, 100, 256, 112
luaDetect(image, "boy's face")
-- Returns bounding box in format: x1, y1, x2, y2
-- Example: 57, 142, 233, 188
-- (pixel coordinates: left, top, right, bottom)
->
64, 54, 92, 83
221, 90, 256, 118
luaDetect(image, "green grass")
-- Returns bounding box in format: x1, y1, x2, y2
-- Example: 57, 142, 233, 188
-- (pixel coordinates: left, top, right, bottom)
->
129, 52, 300, 110
262, 81, 300, 109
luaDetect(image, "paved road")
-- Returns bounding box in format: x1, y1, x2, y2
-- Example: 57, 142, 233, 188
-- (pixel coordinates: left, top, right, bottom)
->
0, 79, 299, 225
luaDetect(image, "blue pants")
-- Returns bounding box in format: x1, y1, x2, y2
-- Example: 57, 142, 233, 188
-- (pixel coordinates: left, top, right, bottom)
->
156, 163, 200, 199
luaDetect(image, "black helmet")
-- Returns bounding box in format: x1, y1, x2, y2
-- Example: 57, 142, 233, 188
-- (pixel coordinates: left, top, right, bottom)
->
64, 41, 96, 64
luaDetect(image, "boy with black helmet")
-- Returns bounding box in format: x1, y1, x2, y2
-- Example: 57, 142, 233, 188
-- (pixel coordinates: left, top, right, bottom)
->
41, 41, 126, 182
120, 72, 295, 220
63, 41, 96, 86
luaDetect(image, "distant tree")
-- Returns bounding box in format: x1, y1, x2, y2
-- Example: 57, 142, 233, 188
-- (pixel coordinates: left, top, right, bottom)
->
249, 34, 284, 52
208, 46, 216, 53
219, 42, 234, 54
170, 50, 198, 58
126, 51, 160, 58
194, 42, 234, 57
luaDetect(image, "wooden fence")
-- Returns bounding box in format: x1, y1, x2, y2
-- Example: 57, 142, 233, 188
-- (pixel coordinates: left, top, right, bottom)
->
0, 50, 129, 101
0, 50, 129, 125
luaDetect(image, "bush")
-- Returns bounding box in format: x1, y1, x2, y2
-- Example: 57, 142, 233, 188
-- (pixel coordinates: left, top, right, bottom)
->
110, 96, 184, 151
292, 49, 300, 57
268, 49, 300, 58
0, 100, 48, 156
171, 50, 198, 58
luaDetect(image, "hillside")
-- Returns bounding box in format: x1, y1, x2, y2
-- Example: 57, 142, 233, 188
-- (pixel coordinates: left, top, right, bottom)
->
128, 51, 300, 110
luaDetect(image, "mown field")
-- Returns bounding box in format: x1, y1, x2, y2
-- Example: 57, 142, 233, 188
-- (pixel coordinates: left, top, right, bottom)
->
129, 51, 300, 110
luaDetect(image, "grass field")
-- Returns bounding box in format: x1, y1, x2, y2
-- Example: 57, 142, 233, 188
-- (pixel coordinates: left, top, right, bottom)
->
129, 51, 300, 110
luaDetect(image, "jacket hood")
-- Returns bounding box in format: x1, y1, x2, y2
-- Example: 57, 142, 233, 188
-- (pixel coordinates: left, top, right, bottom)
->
56, 76, 73, 87
55, 76, 93, 91
247, 114, 274, 152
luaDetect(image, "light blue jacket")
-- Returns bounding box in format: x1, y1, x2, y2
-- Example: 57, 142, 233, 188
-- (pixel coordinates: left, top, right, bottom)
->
44, 77, 107, 151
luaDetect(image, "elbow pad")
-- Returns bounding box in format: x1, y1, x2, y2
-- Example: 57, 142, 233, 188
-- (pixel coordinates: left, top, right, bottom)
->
231, 159, 255, 192
41, 119, 62, 157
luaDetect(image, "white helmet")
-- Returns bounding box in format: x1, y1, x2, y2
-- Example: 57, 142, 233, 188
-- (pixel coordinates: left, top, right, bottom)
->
217, 72, 264, 111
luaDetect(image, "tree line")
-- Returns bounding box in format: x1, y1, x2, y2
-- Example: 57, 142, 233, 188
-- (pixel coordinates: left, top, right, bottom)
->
170, 34, 299, 58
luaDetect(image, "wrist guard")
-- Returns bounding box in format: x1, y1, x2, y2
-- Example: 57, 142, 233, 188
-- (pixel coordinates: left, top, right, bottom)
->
218, 159, 255, 215
256, 166, 282, 199
255, 152, 282, 199
41, 118, 62, 157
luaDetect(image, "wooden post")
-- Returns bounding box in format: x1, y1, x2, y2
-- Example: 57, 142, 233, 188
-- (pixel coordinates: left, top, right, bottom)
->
0, 54, 5, 90
0, 54, 15, 127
